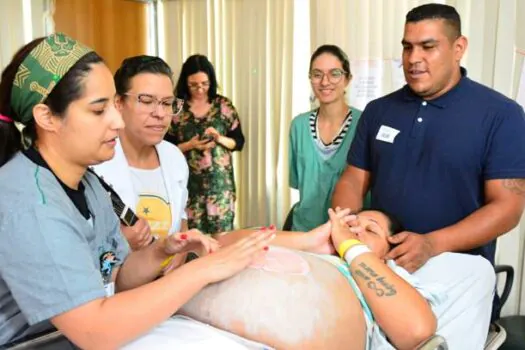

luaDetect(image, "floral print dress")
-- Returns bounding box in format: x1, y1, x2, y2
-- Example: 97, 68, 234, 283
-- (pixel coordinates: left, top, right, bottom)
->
166, 95, 242, 234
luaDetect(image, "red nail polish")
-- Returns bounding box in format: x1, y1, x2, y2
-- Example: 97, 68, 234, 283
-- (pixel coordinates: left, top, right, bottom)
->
263, 246, 269, 251
181, 234, 187, 239
269, 224, 275, 230
261, 227, 267, 231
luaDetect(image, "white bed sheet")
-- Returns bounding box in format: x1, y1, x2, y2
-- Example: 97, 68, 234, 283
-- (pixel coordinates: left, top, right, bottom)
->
122, 315, 273, 350
413, 252, 495, 350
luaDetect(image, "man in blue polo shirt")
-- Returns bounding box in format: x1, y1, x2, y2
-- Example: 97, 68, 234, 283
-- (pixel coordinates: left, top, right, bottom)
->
332, 3, 525, 320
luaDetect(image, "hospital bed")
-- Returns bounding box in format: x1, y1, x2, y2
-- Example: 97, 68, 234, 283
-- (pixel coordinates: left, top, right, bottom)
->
2, 263, 513, 350
0, 213, 517, 350
2, 326, 449, 350
282, 205, 517, 350
485, 265, 525, 350
0, 265, 514, 350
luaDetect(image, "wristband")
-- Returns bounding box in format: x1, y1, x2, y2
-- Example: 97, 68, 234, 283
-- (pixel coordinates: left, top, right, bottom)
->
160, 255, 175, 271
343, 245, 372, 265
337, 239, 364, 258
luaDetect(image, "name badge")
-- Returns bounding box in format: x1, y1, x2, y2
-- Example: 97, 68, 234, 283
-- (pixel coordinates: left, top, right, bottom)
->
104, 282, 115, 297
376, 125, 400, 143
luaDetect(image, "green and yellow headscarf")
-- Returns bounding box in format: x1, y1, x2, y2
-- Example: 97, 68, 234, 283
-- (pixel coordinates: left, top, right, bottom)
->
10, 33, 93, 124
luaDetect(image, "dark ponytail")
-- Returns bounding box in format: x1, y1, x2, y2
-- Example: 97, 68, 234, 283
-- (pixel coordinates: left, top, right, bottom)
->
0, 38, 45, 167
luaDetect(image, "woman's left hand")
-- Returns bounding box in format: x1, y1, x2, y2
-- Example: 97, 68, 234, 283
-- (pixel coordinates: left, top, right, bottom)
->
328, 207, 359, 250
204, 127, 221, 140
304, 221, 336, 255
164, 229, 220, 257
304, 208, 355, 255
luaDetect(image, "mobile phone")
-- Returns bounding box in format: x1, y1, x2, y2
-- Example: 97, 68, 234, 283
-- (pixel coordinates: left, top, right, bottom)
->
201, 135, 214, 143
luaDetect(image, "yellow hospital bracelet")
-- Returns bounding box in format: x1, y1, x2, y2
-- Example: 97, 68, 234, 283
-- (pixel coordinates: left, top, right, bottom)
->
160, 255, 175, 271
337, 239, 365, 258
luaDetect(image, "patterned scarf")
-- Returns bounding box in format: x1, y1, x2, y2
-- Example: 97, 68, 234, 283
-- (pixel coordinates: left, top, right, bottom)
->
10, 33, 93, 124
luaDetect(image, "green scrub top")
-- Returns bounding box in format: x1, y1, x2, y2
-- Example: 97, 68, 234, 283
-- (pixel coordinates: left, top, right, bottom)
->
289, 107, 369, 231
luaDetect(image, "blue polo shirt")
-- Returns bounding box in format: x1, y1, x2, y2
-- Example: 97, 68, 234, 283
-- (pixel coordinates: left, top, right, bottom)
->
348, 68, 525, 264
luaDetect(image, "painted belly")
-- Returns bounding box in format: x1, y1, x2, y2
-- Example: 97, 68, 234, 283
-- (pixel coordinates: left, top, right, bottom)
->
180, 248, 367, 350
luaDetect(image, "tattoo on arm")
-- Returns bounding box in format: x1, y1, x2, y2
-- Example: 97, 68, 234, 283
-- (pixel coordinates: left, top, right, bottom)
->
502, 179, 525, 196
354, 262, 397, 297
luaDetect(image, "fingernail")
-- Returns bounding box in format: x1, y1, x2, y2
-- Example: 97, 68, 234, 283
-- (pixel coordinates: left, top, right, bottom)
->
263, 246, 269, 251
269, 224, 275, 230
261, 227, 267, 231
181, 234, 187, 239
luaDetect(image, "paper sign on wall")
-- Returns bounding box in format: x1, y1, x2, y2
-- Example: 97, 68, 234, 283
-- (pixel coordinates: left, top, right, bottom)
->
391, 59, 406, 90
348, 59, 406, 110
349, 59, 384, 111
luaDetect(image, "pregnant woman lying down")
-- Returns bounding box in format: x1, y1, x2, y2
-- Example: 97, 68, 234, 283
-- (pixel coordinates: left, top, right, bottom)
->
179, 209, 442, 350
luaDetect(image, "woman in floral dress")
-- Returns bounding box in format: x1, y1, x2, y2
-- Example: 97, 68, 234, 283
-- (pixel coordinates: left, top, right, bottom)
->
165, 54, 245, 234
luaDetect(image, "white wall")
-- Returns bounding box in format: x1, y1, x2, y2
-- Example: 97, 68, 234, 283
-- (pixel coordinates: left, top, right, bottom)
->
0, 0, 51, 71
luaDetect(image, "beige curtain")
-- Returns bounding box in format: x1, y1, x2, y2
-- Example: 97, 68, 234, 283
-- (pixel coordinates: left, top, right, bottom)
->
161, 0, 295, 229
309, 0, 525, 317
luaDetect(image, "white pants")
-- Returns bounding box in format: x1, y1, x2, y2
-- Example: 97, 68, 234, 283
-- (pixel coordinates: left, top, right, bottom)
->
413, 252, 495, 350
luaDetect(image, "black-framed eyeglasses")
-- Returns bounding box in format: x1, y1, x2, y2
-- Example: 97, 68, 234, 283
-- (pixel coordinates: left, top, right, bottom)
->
309, 68, 347, 84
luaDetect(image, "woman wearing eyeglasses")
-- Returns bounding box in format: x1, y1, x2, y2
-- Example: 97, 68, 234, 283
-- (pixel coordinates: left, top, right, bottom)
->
0, 36, 275, 349
165, 54, 245, 235
289, 45, 368, 232
93, 56, 194, 252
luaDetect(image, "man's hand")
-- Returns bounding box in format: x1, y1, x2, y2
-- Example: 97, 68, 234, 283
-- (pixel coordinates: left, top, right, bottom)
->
386, 232, 435, 272
121, 218, 152, 251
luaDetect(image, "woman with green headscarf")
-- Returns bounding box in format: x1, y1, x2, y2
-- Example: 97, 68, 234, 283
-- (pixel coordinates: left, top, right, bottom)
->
0, 33, 274, 349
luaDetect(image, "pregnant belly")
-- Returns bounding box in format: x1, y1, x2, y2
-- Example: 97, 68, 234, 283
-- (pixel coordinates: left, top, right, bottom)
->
180, 248, 367, 350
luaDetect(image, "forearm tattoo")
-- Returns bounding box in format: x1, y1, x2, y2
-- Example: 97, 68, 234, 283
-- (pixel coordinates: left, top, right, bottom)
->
502, 179, 525, 196
354, 262, 397, 297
